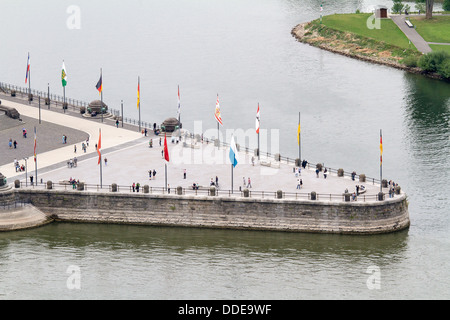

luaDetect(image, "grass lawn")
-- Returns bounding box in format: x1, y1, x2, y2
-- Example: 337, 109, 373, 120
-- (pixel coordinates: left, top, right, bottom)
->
321, 13, 412, 49
429, 44, 450, 53
409, 16, 450, 43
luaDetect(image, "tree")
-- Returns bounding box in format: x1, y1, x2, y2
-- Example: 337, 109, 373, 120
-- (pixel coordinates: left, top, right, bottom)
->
426, 0, 434, 19
415, 0, 426, 13
443, 0, 450, 11
392, 0, 404, 13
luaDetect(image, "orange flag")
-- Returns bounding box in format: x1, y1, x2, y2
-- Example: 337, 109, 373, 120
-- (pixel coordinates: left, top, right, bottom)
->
97, 129, 102, 165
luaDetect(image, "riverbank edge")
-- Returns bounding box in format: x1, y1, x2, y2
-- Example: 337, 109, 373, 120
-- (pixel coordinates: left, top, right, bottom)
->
291, 21, 445, 81
12, 188, 410, 235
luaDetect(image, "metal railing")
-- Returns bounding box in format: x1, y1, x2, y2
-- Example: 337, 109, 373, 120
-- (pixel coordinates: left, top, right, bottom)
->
16, 181, 392, 202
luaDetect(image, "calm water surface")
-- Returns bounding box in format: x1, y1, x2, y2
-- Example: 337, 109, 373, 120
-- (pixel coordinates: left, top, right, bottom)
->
0, 0, 449, 299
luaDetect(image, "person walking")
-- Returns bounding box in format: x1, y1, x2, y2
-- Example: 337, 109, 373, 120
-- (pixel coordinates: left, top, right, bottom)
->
13, 140, 17, 149
323, 168, 327, 179
183, 169, 186, 179
132, 183, 135, 192
153, 169, 156, 179
296, 178, 301, 189
247, 177, 252, 188
116, 119, 119, 128
104, 158, 107, 166
74, 145, 77, 153
8, 139, 12, 149
149, 170, 152, 180
300, 179, 303, 189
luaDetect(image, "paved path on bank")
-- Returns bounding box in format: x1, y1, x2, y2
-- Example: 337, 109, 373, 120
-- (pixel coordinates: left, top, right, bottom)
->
390, 15, 432, 53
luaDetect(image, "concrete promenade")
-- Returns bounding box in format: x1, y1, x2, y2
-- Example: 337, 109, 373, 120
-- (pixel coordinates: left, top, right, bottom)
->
0, 93, 395, 202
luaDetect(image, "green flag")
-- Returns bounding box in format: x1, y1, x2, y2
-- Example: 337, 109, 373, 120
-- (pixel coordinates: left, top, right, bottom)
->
61, 61, 67, 87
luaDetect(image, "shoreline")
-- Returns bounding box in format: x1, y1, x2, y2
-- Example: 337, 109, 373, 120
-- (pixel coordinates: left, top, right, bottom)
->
291, 22, 445, 81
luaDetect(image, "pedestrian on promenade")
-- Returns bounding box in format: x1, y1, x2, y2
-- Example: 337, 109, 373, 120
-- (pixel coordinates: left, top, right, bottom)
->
356, 185, 359, 196
132, 183, 135, 192
13, 140, 17, 149
216, 176, 219, 188
86, 137, 89, 147
323, 168, 327, 179
30, 175, 33, 185
104, 158, 107, 166
136, 183, 140, 192
153, 169, 156, 179
316, 168, 319, 178
116, 119, 119, 128
149, 170, 152, 180
168, 184, 170, 194
251, 156, 255, 166
243, 177, 246, 187
74, 157, 77, 167
159, 137, 162, 146
144, 128, 147, 136
149, 139, 153, 148
184, 169, 186, 179
247, 177, 252, 188
23, 128, 27, 138
8, 139, 12, 149
296, 178, 301, 189
74, 145, 77, 153
300, 179, 303, 189
352, 171, 356, 181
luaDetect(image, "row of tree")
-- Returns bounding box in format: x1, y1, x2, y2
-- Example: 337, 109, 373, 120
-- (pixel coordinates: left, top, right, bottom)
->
392, 0, 436, 19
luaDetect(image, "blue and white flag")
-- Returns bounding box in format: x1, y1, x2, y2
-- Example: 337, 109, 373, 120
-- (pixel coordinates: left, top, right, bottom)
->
229, 135, 239, 168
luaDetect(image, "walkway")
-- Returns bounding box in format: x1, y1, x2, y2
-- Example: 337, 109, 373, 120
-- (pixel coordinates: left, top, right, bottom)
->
390, 14, 432, 53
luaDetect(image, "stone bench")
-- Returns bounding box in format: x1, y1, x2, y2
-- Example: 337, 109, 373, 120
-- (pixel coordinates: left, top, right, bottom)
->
260, 161, 280, 169
405, 20, 414, 28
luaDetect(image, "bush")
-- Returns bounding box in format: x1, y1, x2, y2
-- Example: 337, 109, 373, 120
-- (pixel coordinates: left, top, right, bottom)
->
402, 55, 419, 67
418, 51, 449, 72
437, 58, 450, 79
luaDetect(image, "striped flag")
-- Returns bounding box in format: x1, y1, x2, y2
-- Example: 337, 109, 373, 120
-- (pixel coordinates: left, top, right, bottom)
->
34, 127, 37, 162
215, 94, 223, 126
380, 130, 383, 165
96, 73, 103, 94
61, 61, 67, 87
97, 129, 102, 165
137, 78, 140, 109
229, 134, 239, 168
25, 53, 30, 84
255, 103, 260, 134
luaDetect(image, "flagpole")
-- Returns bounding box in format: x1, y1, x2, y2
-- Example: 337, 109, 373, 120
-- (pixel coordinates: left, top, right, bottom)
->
298, 112, 301, 161
257, 103, 260, 161
138, 76, 141, 132
28, 52, 31, 105
34, 126, 37, 186
101, 68, 103, 123
63, 86, 66, 114
380, 129, 383, 193
165, 163, 167, 191
99, 129, 103, 188
231, 164, 234, 194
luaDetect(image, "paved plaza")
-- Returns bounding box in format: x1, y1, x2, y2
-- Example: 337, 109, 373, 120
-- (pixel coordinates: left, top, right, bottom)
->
0, 93, 389, 201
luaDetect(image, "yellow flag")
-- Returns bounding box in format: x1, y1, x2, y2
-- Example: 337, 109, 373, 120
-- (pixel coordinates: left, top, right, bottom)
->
137, 80, 140, 109
297, 123, 301, 145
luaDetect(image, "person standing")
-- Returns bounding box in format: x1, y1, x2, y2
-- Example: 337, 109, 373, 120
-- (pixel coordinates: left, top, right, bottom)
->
104, 158, 107, 166
132, 183, 135, 192
184, 169, 186, 179
296, 178, 301, 189
74, 145, 77, 153
13, 140, 17, 149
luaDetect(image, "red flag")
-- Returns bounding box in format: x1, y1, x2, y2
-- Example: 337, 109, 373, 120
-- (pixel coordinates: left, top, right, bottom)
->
33, 127, 37, 162
164, 133, 169, 162
97, 129, 102, 165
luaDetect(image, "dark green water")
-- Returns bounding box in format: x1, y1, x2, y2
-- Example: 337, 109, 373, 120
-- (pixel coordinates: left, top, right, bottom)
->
0, 0, 449, 299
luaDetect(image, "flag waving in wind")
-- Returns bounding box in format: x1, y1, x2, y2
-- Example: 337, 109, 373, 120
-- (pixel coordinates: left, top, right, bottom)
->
164, 133, 170, 162
97, 129, 102, 165
137, 78, 140, 109
61, 61, 67, 87
96, 73, 103, 94
215, 94, 223, 126
256, 103, 260, 134
229, 135, 239, 168
25, 53, 30, 84
34, 127, 37, 162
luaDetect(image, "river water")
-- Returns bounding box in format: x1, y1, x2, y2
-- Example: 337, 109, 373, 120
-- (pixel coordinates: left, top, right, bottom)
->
0, 0, 449, 300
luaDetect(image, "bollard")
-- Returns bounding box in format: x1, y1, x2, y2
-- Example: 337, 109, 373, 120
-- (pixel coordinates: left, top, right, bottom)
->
276, 190, 283, 199
382, 179, 388, 188
378, 192, 385, 201
395, 185, 401, 195
143, 185, 149, 194
344, 193, 351, 202
77, 182, 85, 191
209, 187, 216, 196
337, 169, 344, 177
295, 158, 301, 167
47, 181, 53, 190
274, 153, 281, 162
254, 148, 259, 157
14, 179, 20, 188
310, 191, 317, 200
28, 94, 33, 101
111, 183, 117, 192
177, 186, 183, 195
243, 188, 249, 197
359, 174, 366, 183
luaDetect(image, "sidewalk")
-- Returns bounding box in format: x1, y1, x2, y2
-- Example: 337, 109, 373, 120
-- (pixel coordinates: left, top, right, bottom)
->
390, 14, 432, 53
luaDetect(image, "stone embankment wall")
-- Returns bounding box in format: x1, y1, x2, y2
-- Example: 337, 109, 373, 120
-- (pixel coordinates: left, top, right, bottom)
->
15, 189, 410, 235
